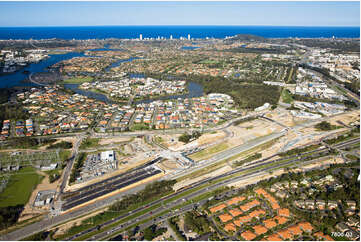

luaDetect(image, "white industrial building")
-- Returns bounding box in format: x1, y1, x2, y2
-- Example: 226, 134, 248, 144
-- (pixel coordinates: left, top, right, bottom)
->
100, 150, 115, 162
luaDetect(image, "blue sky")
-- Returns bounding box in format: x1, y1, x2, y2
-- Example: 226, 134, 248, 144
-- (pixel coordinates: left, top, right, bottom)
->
0, 1, 359, 27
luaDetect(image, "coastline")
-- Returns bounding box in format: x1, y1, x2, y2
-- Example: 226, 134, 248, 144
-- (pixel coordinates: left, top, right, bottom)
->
0, 26, 359, 40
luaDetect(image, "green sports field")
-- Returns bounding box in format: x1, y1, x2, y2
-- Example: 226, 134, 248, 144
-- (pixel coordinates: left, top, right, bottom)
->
0, 167, 43, 207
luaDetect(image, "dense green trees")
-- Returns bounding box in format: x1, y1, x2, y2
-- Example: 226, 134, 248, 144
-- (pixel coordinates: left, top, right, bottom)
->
344, 79, 360, 95
278, 144, 321, 157
146, 72, 281, 109
184, 211, 211, 235
49, 173, 60, 183
233, 116, 258, 125
0, 88, 11, 104
191, 75, 281, 109
0, 205, 23, 230
295, 39, 360, 52
168, 217, 186, 241
69, 152, 86, 183
143, 225, 167, 241
21, 231, 49, 241
110, 180, 176, 212
178, 131, 202, 143
0, 104, 29, 121
315, 121, 339, 131
0, 137, 57, 150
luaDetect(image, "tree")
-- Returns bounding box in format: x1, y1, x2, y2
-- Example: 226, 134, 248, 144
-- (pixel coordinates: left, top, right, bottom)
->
315, 121, 333, 131
179, 133, 191, 143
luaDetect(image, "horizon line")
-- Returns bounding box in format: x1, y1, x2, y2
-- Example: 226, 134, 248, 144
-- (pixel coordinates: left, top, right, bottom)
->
0, 24, 360, 28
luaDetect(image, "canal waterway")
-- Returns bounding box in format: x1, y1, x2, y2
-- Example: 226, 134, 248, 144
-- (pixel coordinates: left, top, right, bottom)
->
64, 83, 113, 103
104, 57, 140, 72
0, 52, 86, 88
0, 47, 204, 104
134, 81, 204, 105
181, 46, 200, 50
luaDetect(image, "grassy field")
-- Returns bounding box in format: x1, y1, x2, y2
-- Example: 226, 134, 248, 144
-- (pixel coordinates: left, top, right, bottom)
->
286, 66, 294, 83
59, 150, 71, 163
130, 123, 150, 131
199, 59, 219, 64
0, 167, 43, 207
281, 88, 294, 104
63, 76, 93, 84
188, 143, 229, 161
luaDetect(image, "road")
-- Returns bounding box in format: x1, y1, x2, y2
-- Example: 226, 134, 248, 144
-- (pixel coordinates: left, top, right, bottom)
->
91, 145, 353, 241
300, 64, 360, 106
166, 130, 286, 180
0, 107, 357, 240
28, 72, 46, 86
1, 135, 358, 241
64, 138, 359, 241
62, 166, 161, 211
52, 134, 84, 215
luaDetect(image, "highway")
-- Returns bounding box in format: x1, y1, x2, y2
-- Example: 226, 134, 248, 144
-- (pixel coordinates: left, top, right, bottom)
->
63, 138, 359, 241
88, 147, 353, 241
1, 127, 357, 241
166, 130, 286, 180
61, 157, 162, 207
59, 123, 281, 211
62, 167, 161, 211
0, 110, 357, 240
300, 64, 360, 106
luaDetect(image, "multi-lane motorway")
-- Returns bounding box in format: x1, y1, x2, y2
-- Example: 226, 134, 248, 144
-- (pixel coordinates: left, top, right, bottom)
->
62, 166, 161, 211
0, 114, 358, 240
60, 156, 163, 211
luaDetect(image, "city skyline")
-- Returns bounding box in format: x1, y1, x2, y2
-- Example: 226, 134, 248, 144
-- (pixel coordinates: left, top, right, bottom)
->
0, 1, 359, 27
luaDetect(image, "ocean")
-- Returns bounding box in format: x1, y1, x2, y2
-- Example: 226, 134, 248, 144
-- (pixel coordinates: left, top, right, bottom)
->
0, 26, 359, 40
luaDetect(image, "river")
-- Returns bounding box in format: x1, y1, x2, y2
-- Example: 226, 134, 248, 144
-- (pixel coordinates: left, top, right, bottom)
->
0, 47, 204, 104
0, 52, 86, 88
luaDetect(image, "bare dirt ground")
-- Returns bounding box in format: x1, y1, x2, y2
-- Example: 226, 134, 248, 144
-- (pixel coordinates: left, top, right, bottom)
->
157, 159, 181, 172
265, 109, 298, 127
195, 131, 227, 146
123, 143, 133, 154
227, 170, 285, 188
327, 109, 360, 126
157, 134, 183, 150
159, 131, 227, 152
226, 118, 282, 148
19, 170, 61, 222
99, 137, 132, 146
